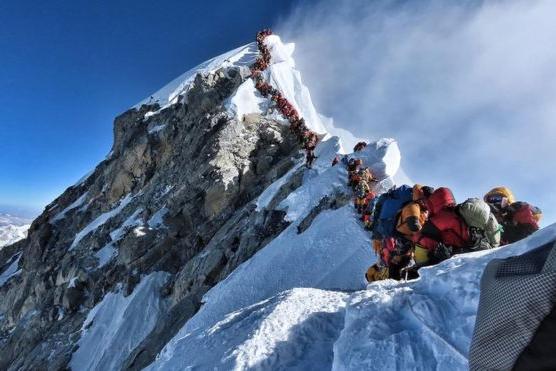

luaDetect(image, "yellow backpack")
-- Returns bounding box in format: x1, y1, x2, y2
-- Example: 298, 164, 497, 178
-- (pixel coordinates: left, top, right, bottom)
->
365, 264, 389, 282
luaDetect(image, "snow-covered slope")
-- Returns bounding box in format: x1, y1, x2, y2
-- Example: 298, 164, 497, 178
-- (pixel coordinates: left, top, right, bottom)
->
151, 288, 349, 371
69, 272, 171, 371
140, 35, 353, 152
10, 29, 543, 371
129, 34, 552, 370
136, 43, 258, 109
55, 34, 401, 371
64, 133, 399, 371
146, 138, 399, 370
333, 224, 556, 370
148, 222, 556, 370
0, 214, 30, 248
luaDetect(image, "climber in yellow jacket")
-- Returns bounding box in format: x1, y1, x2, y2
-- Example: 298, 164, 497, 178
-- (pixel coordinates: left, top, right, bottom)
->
395, 184, 435, 266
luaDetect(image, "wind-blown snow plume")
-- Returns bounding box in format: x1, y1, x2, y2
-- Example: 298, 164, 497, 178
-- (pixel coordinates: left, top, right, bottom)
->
278, 0, 556, 224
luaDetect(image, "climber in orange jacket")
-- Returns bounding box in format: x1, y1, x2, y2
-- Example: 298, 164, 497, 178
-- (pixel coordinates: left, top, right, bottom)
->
288, 110, 299, 123
255, 81, 273, 97
358, 167, 375, 184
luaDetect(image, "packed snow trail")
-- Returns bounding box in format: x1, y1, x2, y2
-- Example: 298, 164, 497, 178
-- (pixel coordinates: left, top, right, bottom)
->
148, 288, 348, 371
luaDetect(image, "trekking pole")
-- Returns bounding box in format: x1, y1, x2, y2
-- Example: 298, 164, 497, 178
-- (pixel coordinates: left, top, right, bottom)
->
403, 252, 416, 282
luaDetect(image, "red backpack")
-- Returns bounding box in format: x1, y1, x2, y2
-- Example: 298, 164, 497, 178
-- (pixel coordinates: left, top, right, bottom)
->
420, 187, 471, 249
430, 210, 471, 249
427, 187, 456, 215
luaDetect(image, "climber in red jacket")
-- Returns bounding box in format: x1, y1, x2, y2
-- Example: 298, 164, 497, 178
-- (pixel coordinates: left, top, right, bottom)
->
290, 118, 304, 134
288, 111, 300, 124
502, 202, 542, 244
255, 81, 273, 97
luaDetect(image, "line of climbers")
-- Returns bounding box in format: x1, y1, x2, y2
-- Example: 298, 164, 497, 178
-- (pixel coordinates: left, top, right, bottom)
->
251, 29, 543, 282
335, 146, 543, 282
250, 30, 319, 168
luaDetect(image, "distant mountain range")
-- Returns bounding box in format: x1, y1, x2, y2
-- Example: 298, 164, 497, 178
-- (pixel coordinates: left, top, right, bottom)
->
0, 213, 31, 248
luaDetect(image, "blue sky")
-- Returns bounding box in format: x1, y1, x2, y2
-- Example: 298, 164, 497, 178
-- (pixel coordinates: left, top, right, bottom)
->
0, 0, 303, 215
1, 0, 553, 224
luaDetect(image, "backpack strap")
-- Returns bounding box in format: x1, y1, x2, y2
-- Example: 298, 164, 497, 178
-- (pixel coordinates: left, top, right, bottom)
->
420, 220, 442, 242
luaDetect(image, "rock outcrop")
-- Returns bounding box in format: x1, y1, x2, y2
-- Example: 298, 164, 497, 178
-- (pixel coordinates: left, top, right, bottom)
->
0, 64, 303, 370
0, 33, 402, 370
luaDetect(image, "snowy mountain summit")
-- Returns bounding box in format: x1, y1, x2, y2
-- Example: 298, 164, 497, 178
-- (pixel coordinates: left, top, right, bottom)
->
0, 33, 551, 371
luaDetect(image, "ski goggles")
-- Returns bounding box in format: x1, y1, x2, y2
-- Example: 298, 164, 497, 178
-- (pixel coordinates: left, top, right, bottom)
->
532, 206, 543, 222
485, 194, 505, 204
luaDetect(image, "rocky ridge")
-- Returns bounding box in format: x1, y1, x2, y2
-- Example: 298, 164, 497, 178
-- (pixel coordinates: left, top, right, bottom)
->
0, 60, 306, 370
0, 35, 399, 370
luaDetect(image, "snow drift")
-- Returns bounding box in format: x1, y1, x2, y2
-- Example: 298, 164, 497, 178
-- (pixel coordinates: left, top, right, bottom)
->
149, 223, 556, 370
140, 35, 553, 371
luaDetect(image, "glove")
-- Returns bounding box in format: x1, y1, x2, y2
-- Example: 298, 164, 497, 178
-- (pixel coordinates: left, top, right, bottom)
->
431, 243, 452, 262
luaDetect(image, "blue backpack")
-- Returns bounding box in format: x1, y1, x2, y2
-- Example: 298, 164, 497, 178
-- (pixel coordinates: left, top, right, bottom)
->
372, 185, 413, 238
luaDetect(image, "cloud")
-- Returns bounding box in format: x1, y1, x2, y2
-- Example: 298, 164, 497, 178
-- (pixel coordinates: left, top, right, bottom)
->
277, 0, 556, 224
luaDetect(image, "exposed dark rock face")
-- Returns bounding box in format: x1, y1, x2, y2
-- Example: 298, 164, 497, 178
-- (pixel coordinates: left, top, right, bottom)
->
297, 193, 352, 234
0, 66, 304, 370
